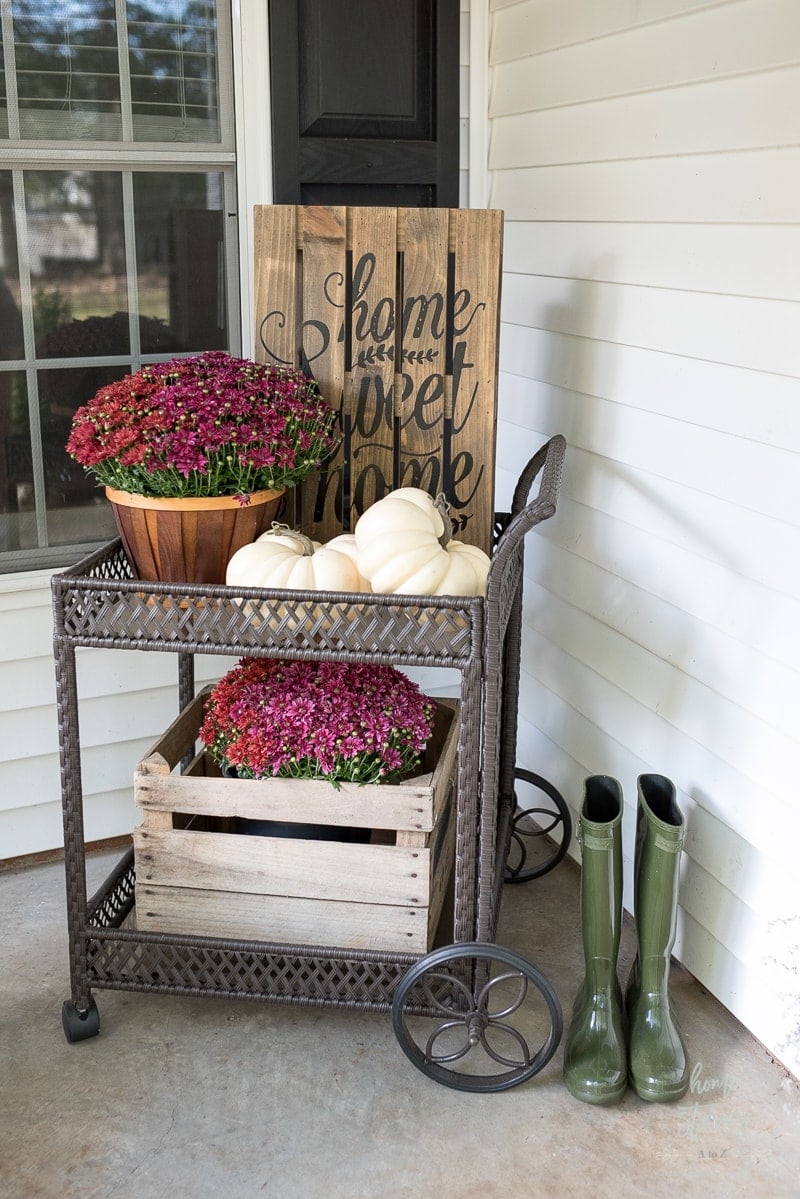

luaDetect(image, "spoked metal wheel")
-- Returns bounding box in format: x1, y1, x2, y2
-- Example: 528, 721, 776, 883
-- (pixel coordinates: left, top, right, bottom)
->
505, 768, 572, 884
391, 942, 562, 1092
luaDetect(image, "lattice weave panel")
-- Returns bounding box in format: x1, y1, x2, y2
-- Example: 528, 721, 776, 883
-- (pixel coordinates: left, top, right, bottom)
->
54, 544, 481, 665
86, 935, 410, 1010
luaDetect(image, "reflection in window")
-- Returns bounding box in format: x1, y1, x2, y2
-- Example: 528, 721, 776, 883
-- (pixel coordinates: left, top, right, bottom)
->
1, 1, 221, 144
129, 2, 221, 141
0, 173, 25, 552
0, 1, 236, 569
38, 364, 122, 548
28, 171, 128, 356
11, 2, 121, 141
0, 371, 34, 552
134, 171, 227, 351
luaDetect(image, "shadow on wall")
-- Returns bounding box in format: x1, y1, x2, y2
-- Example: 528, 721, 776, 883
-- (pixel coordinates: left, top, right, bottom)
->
523, 264, 744, 860
523, 267, 800, 1068
513, 262, 800, 1076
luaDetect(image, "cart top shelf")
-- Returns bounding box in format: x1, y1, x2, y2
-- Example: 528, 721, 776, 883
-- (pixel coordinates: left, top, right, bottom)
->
51, 539, 484, 667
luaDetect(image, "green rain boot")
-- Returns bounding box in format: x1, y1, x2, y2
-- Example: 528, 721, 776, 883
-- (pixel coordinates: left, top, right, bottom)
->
563, 776, 627, 1105
626, 774, 690, 1102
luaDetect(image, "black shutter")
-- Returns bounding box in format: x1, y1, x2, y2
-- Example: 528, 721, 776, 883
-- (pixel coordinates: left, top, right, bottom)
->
269, 0, 459, 207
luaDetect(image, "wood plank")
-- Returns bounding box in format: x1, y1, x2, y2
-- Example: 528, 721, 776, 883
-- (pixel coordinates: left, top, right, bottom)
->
135, 694, 457, 831
133, 826, 432, 906
135, 885, 431, 953
135, 770, 437, 831
141, 809, 173, 830
298, 205, 347, 541
251, 206, 502, 548
427, 782, 456, 940
299, 206, 348, 406
396, 831, 427, 848
253, 204, 298, 367
428, 699, 458, 828
345, 207, 398, 522
395, 207, 450, 502
448, 208, 502, 551
136, 689, 208, 773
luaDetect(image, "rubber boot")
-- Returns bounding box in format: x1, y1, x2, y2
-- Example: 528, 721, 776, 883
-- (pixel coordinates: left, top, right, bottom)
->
563, 776, 627, 1105
625, 774, 690, 1102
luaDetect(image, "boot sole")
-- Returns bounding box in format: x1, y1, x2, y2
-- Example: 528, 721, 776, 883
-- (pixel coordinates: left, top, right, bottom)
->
630, 1076, 690, 1103
565, 1077, 627, 1106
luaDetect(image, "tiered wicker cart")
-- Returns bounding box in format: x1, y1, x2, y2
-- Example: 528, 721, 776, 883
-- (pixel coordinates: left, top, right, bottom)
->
53, 208, 570, 1092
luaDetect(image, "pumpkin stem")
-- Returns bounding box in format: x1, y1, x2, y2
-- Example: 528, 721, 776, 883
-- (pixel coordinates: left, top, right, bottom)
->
267, 522, 316, 556
434, 494, 452, 549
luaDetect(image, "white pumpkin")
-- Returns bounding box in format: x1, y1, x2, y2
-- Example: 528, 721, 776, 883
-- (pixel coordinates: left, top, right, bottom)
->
226, 525, 366, 592
324, 533, 373, 592
354, 488, 491, 597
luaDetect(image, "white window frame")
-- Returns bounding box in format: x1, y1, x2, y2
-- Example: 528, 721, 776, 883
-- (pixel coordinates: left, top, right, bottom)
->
1, 0, 242, 572
231, 0, 273, 360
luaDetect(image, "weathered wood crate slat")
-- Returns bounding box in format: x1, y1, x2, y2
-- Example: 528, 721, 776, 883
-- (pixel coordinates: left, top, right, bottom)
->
253, 205, 503, 552
132, 688, 458, 953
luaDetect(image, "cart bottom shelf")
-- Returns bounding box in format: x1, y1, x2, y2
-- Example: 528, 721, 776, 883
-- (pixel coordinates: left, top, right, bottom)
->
74, 850, 565, 1095
82, 849, 447, 1013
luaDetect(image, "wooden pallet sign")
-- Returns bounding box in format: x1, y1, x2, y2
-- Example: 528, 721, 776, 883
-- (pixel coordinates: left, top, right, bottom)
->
253, 205, 503, 553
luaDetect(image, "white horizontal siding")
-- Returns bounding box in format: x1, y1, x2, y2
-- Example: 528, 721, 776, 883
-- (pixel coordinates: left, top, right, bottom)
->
502, 221, 800, 304
493, 66, 800, 164
493, 0, 800, 113
489, 0, 800, 1077
502, 272, 800, 379
494, 148, 799, 222
492, 0, 744, 58
498, 371, 800, 521
0, 575, 236, 858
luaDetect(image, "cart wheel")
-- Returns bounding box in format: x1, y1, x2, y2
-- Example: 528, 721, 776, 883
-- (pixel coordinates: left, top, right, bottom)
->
62, 998, 100, 1043
391, 942, 562, 1092
504, 768, 572, 884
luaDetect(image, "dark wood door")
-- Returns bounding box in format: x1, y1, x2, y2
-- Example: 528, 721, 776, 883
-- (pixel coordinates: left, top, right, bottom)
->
268, 0, 459, 206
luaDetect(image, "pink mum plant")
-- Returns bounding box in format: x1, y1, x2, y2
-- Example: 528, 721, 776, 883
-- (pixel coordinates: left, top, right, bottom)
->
66, 351, 338, 500
200, 658, 436, 787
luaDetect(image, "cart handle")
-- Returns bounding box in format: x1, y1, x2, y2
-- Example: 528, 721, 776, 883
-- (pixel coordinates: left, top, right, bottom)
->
491, 434, 566, 575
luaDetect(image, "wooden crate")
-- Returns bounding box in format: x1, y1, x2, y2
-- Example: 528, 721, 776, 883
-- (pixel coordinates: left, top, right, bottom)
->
132, 688, 458, 953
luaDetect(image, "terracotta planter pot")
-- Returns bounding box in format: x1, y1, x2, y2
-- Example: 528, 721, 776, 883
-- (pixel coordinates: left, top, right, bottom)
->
106, 486, 285, 585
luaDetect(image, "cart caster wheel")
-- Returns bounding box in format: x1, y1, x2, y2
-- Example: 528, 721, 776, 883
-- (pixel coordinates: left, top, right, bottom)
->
505, 768, 572, 883
391, 942, 562, 1092
62, 998, 100, 1043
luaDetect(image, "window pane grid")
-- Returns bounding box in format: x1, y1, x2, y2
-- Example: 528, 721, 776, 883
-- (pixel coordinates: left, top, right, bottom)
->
0, 1, 238, 571
3, 1, 224, 145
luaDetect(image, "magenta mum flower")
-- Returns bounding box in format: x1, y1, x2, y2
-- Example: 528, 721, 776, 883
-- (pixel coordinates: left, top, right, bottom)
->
199, 658, 436, 787
66, 351, 340, 499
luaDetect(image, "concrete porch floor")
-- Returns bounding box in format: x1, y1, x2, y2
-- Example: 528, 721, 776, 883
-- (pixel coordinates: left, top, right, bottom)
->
1, 848, 798, 1199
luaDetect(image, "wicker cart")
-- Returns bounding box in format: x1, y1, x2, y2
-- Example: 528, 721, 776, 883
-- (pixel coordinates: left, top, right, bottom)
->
52, 208, 571, 1092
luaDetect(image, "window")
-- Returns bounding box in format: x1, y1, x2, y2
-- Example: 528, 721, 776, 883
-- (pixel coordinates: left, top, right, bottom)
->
0, 1, 238, 570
